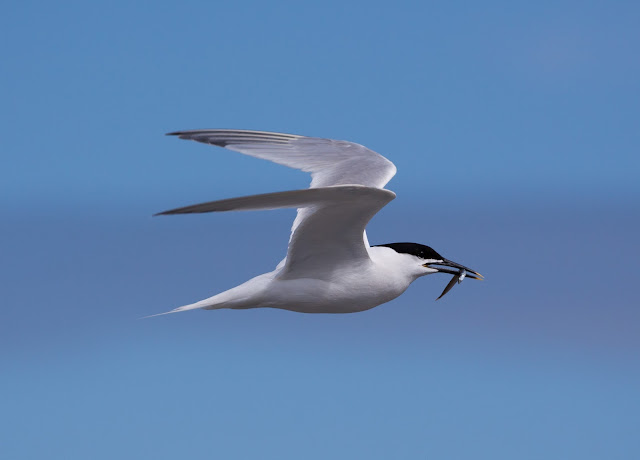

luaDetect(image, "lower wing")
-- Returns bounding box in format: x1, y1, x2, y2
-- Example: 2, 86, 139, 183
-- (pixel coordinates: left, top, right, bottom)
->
156, 185, 396, 278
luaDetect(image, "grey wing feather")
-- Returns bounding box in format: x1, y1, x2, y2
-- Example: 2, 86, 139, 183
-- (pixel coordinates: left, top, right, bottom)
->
280, 188, 396, 278
167, 129, 397, 189
156, 185, 396, 277
155, 185, 394, 215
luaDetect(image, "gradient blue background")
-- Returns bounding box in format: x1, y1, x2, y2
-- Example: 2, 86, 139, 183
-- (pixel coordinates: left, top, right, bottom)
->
2, 1, 639, 458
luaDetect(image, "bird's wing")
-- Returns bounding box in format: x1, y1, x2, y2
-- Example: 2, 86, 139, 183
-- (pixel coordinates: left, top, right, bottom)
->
167, 129, 397, 189
156, 185, 396, 279
166, 129, 398, 277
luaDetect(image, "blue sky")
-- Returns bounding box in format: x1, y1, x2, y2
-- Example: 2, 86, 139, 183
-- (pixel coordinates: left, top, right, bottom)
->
2, 1, 639, 459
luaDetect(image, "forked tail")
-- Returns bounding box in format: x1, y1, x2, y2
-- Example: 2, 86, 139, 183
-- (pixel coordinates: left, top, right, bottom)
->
141, 298, 226, 319
141, 276, 268, 319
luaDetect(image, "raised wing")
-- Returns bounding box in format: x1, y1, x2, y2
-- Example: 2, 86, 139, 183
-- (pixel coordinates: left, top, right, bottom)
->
156, 185, 396, 278
167, 129, 397, 189
165, 129, 398, 277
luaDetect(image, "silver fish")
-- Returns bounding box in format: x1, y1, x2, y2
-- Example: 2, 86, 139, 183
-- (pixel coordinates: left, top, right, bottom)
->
436, 269, 467, 300
436, 272, 460, 300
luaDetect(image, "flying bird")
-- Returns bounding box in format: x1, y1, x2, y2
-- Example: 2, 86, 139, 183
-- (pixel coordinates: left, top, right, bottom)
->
152, 129, 482, 315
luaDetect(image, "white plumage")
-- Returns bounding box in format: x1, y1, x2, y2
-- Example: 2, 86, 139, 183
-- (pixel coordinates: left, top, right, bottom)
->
150, 129, 482, 316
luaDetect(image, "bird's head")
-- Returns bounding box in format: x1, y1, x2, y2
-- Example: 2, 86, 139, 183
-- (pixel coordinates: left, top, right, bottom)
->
373, 242, 483, 299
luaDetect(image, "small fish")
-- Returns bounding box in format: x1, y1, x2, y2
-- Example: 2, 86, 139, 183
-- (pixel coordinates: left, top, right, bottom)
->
436, 269, 466, 300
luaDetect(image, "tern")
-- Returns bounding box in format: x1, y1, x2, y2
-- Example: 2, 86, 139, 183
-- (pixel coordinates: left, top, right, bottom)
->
152, 129, 482, 315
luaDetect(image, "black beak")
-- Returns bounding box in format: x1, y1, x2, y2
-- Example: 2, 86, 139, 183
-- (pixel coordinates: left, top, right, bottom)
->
423, 259, 483, 300
425, 259, 483, 280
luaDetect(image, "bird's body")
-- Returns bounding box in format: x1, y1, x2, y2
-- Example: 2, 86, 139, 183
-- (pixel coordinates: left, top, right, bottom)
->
152, 129, 482, 316
176, 246, 418, 314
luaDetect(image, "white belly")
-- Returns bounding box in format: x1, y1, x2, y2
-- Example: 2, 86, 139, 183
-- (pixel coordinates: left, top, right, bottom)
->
227, 263, 412, 314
